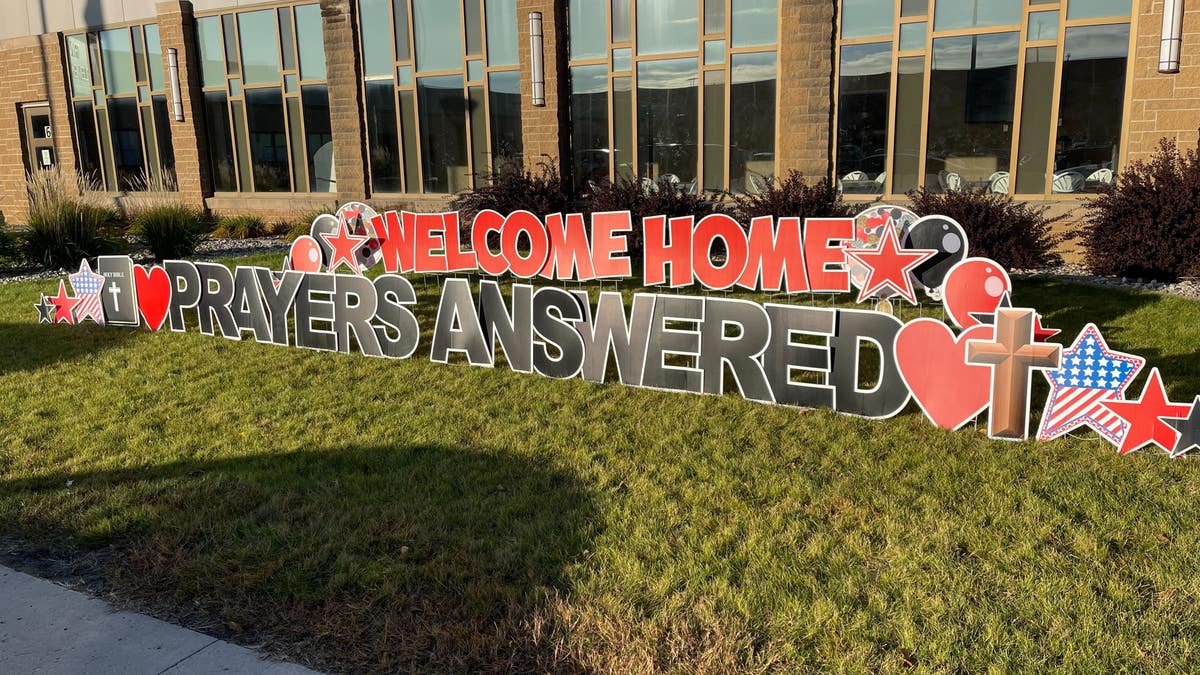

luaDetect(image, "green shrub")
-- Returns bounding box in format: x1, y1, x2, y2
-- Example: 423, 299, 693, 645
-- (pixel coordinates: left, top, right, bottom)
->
448, 160, 571, 226
212, 214, 269, 239
0, 221, 23, 269
1083, 137, 1200, 281
284, 210, 328, 241
22, 168, 121, 269
908, 187, 1063, 270
129, 203, 208, 261
731, 171, 855, 224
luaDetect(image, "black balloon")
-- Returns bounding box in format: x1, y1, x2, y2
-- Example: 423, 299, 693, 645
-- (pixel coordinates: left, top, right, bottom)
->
903, 215, 968, 292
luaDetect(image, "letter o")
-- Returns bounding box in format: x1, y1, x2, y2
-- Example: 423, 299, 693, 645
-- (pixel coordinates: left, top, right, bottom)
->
501, 211, 550, 278
692, 214, 748, 290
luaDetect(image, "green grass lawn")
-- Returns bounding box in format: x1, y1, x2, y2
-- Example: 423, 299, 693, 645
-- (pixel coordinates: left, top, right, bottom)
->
2, 254, 1200, 673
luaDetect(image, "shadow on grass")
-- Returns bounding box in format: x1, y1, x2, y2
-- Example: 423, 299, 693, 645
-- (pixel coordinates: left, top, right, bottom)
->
0, 321, 134, 377
0, 443, 598, 673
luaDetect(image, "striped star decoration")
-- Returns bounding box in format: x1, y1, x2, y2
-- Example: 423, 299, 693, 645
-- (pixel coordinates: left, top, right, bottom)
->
1037, 323, 1145, 444
69, 258, 106, 325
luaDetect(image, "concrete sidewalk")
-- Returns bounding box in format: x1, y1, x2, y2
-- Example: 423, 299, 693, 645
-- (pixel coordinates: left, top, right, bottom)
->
0, 565, 320, 674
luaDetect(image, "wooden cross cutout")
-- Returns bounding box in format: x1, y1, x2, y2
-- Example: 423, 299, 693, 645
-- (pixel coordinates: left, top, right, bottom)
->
966, 308, 1062, 440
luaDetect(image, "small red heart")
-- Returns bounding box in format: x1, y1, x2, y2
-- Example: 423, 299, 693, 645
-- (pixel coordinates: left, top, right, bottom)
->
134, 265, 172, 331
895, 319, 994, 430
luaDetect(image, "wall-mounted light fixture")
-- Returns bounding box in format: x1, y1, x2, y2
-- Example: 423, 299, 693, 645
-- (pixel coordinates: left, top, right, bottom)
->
167, 48, 184, 121
529, 12, 545, 106
1160, 0, 1184, 73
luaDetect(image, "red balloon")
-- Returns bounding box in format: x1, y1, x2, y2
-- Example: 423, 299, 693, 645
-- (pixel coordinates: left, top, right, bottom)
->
289, 235, 324, 273
942, 257, 1011, 328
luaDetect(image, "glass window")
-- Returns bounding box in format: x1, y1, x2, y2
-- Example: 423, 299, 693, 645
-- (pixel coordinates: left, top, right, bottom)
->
731, 0, 777, 48
144, 25, 165, 91
1066, 0, 1132, 20
361, 0, 394, 77
1055, 24, 1130, 193
222, 15, 240, 76
900, 0, 927, 16
613, 76, 634, 181
729, 51, 776, 192
837, 43, 891, 192
279, 8, 297, 71
637, 57, 699, 182
132, 27, 147, 84
570, 0, 606, 60
891, 56, 924, 193
705, 0, 725, 35
238, 10, 281, 85
66, 34, 91, 96
637, 0, 699, 55
365, 80, 402, 192
244, 87, 290, 191
704, 40, 725, 65
1015, 47, 1056, 194
295, 3, 327, 80
1027, 11, 1059, 41
99, 29, 135, 95
394, 0, 411, 60
152, 95, 175, 180
486, 0, 519, 66
934, 0, 1021, 31
413, 0, 463, 72
703, 70, 725, 191
417, 75, 469, 193
197, 17, 226, 88
204, 91, 237, 191
107, 98, 144, 189
465, 0, 483, 55
571, 64, 609, 192
303, 85, 335, 191
899, 21, 925, 51
469, 85, 487, 185
73, 101, 102, 184
399, 90, 420, 188
467, 59, 484, 81
489, 70, 523, 169
614, 48, 633, 71
613, 0, 632, 42
841, 0, 892, 39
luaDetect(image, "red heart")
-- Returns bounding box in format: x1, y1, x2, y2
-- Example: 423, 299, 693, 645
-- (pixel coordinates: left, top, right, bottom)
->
134, 265, 172, 331
894, 319, 994, 430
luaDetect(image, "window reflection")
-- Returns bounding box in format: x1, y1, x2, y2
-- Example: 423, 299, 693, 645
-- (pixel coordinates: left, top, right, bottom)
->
197, 17, 226, 88
413, 0, 463, 72
730, 51, 776, 193
637, 58, 698, 184
73, 101, 102, 185
244, 87, 290, 191
731, 0, 777, 48
302, 85, 334, 192
485, 0, 519, 66
1055, 24, 1129, 193
837, 43, 890, 194
204, 91, 237, 191
107, 98, 145, 190
417, 75, 469, 193
571, 65, 609, 193
926, 33, 1018, 193
636, 0, 698, 55
1015, 47, 1056, 194
99, 29, 135, 95
360, 0, 394, 77
295, 4, 326, 80
489, 71, 523, 169
841, 0, 892, 39
237, 10, 281, 85
365, 80, 402, 192
933, 0, 1020, 31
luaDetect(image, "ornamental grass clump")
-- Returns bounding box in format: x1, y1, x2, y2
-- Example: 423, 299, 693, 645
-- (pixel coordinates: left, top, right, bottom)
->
129, 203, 208, 261
1083, 136, 1200, 281
23, 167, 121, 269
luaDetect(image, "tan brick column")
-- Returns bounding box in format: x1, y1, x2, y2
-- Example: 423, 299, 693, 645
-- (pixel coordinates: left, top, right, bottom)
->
1125, 0, 1200, 164
156, 0, 210, 209
319, 0, 367, 201
776, 0, 835, 180
517, 0, 568, 177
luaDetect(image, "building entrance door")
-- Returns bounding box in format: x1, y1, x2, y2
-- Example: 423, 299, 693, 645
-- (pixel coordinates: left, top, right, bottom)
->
21, 103, 55, 172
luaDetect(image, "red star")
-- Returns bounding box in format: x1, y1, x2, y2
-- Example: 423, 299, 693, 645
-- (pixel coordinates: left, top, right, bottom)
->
843, 227, 936, 305
319, 219, 369, 274
49, 280, 79, 324
1033, 315, 1061, 341
1101, 368, 1191, 454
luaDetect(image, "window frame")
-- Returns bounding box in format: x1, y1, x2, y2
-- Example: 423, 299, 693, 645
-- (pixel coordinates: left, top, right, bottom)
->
566, 0, 782, 194
194, 1, 331, 195
356, 0, 524, 196
64, 21, 175, 193
832, 0, 1139, 201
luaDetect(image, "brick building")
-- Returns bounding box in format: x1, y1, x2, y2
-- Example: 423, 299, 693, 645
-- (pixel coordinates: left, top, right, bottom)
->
0, 0, 1196, 225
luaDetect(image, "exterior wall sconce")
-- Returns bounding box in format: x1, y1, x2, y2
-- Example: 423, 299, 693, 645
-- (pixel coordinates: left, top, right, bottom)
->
1160, 0, 1184, 73
529, 12, 546, 106
167, 48, 184, 121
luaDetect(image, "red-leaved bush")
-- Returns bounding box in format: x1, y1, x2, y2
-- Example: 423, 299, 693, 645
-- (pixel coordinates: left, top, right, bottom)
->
908, 187, 1063, 270
1083, 136, 1200, 281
